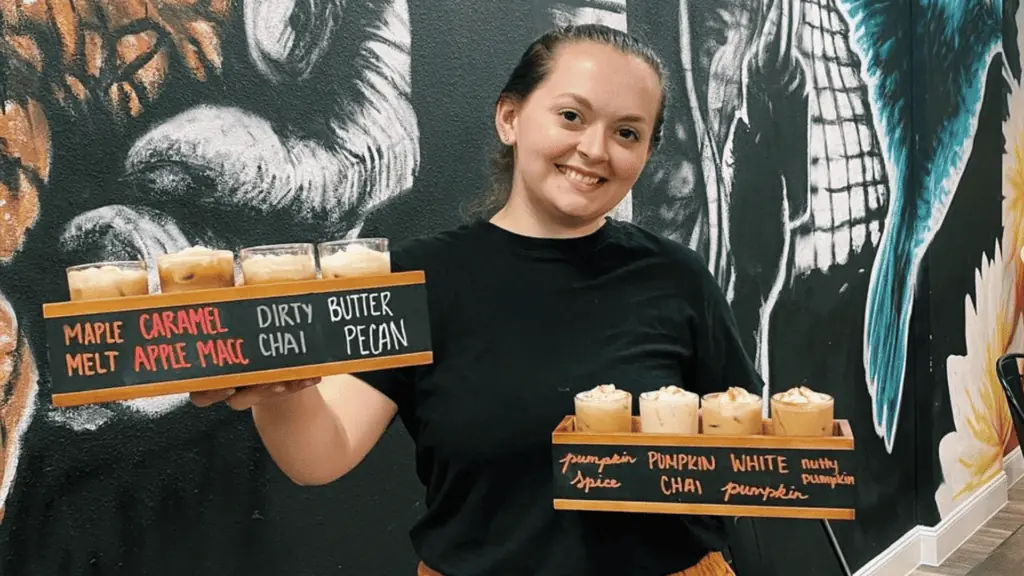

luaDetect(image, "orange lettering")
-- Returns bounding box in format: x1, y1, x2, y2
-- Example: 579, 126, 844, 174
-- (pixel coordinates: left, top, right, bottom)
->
196, 339, 249, 367
134, 346, 154, 372
196, 340, 216, 367
172, 342, 191, 368
558, 452, 636, 475
729, 454, 788, 473
66, 353, 83, 376
720, 482, 808, 503
209, 307, 228, 333
65, 351, 118, 376
660, 475, 703, 496
569, 470, 621, 493
63, 323, 83, 346
161, 312, 178, 336
139, 314, 155, 340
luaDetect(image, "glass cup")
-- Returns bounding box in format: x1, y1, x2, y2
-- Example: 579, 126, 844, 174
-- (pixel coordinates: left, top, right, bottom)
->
574, 389, 633, 433
157, 247, 236, 293
639, 388, 700, 434
240, 243, 317, 285
700, 390, 764, 436
771, 392, 835, 437
317, 238, 391, 279
66, 260, 149, 301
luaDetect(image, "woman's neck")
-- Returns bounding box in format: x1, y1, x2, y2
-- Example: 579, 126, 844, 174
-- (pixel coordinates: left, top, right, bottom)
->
490, 193, 607, 239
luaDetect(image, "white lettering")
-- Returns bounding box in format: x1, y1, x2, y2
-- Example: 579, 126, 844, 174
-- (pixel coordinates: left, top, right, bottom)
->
327, 292, 394, 322
343, 320, 408, 357
258, 331, 308, 357
328, 297, 343, 322
257, 305, 272, 328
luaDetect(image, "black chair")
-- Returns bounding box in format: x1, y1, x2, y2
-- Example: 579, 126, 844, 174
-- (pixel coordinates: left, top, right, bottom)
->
994, 353, 1024, 451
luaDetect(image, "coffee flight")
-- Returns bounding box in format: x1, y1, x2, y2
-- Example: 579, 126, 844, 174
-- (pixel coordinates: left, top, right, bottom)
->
44, 237, 438, 407
56, 238, 858, 523
554, 381, 857, 520
573, 383, 836, 438
65, 238, 391, 300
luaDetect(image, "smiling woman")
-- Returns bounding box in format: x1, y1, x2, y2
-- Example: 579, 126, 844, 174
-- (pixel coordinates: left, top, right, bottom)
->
191, 23, 754, 576
483, 27, 669, 237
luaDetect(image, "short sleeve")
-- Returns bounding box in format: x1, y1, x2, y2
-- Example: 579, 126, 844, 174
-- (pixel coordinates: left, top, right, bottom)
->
693, 262, 765, 397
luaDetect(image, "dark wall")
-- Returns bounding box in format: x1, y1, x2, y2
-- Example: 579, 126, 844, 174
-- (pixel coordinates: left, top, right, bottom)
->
0, 0, 1015, 574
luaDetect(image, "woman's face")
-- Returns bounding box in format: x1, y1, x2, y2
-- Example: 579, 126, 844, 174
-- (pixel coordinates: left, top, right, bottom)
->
497, 41, 662, 229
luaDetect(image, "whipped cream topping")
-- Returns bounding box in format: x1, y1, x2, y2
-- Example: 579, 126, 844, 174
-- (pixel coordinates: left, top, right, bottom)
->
641, 385, 698, 402
244, 253, 310, 264
710, 386, 761, 405
775, 386, 832, 404
243, 253, 315, 276
69, 264, 146, 283
320, 244, 390, 270
578, 384, 631, 403
160, 245, 233, 263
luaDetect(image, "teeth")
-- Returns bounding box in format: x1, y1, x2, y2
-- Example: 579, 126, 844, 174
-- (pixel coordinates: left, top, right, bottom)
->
561, 167, 601, 186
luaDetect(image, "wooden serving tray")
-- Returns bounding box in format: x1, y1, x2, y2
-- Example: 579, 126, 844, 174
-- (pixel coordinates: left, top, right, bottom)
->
42, 271, 433, 407
551, 415, 857, 520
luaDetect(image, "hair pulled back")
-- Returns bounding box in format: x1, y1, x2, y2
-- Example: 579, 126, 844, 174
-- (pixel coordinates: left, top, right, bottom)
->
470, 24, 669, 218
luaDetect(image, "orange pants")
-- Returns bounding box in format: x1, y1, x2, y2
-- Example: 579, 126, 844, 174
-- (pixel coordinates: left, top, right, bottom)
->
416, 551, 736, 575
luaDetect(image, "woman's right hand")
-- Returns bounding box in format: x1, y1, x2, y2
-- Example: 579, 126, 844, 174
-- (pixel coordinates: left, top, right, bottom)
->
190, 378, 322, 411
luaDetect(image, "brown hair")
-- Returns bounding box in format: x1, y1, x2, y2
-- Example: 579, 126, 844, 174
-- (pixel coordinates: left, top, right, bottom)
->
469, 23, 669, 218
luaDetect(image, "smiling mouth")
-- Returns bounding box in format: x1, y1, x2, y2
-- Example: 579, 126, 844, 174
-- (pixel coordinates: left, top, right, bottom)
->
557, 165, 606, 186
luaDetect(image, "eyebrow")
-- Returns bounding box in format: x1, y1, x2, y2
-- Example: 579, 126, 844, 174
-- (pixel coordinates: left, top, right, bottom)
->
555, 92, 649, 124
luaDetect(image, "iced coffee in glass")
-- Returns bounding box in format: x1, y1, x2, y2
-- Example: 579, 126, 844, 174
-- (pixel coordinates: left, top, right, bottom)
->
701, 387, 763, 436
574, 384, 633, 433
770, 386, 835, 437
639, 385, 700, 434
157, 246, 236, 293
240, 243, 317, 285
318, 238, 390, 278
66, 261, 149, 301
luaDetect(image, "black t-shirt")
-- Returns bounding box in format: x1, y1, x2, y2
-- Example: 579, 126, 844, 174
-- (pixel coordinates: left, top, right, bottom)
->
359, 218, 763, 576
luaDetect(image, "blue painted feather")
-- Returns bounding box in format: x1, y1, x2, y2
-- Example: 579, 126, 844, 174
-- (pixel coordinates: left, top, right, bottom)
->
836, 0, 1002, 452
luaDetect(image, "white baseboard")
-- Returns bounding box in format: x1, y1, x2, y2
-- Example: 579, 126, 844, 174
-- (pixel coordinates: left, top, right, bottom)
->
852, 526, 922, 576
853, 449, 1022, 576
919, 471, 1007, 566
1005, 446, 1023, 487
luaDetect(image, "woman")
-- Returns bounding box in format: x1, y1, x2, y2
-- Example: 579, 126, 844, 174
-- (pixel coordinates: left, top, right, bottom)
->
192, 24, 761, 576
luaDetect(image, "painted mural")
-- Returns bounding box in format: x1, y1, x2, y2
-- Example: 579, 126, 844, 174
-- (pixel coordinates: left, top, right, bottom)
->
0, 0, 1017, 574
933, 0, 1024, 519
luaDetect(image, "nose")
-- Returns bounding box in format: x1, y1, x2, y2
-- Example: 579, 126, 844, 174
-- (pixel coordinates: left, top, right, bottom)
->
577, 127, 609, 163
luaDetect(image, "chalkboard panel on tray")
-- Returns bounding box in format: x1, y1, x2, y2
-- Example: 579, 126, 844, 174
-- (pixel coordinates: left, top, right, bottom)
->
42, 271, 432, 407
551, 416, 856, 520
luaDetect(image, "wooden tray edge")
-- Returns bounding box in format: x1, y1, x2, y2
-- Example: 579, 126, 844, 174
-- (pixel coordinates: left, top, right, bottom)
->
43, 271, 426, 318
51, 351, 434, 407
552, 415, 854, 450
552, 499, 855, 520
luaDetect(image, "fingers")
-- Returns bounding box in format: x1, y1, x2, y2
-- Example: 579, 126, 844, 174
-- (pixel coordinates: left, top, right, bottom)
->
225, 378, 322, 411
190, 378, 322, 410
190, 388, 236, 407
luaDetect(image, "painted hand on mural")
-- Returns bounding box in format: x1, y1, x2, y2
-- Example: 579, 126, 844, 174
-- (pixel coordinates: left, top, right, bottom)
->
0, 290, 38, 524
634, 0, 766, 295
725, 0, 807, 380
850, 0, 1004, 452
0, 0, 417, 438
123, 0, 419, 241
